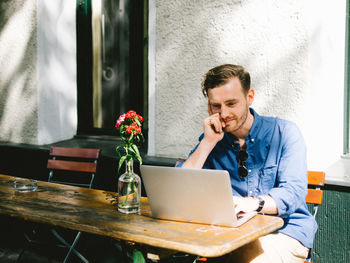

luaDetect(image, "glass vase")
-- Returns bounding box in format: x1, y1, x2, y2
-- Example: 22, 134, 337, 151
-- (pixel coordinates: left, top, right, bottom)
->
118, 159, 141, 214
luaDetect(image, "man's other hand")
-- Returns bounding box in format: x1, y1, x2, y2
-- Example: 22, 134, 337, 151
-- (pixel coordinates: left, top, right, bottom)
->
233, 196, 259, 215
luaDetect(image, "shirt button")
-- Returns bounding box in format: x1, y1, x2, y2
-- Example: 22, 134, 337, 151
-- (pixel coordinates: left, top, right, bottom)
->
251, 138, 255, 142
248, 169, 252, 173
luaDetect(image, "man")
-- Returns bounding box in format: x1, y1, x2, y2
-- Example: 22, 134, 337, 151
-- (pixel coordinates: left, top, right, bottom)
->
178, 64, 317, 262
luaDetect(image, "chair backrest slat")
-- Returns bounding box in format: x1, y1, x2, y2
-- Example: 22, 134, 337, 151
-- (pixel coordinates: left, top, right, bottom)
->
47, 146, 101, 188
307, 171, 325, 187
305, 171, 325, 263
49, 147, 101, 159
305, 189, 323, 205
305, 171, 325, 206
47, 159, 98, 173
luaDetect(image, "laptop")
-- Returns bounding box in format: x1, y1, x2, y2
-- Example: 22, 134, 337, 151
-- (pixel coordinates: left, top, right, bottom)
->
140, 165, 257, 227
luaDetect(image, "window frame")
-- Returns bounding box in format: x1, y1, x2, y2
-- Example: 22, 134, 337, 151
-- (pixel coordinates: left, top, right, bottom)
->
344, 0, 350, 155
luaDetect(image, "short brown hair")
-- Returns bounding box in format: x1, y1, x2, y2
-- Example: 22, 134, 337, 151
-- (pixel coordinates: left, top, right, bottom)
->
201, 64, 251, 97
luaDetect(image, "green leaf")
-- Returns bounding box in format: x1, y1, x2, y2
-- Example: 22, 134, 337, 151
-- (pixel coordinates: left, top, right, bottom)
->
116, 144, 125, 150
131, 144, 142, 164
116, 145, 125, 157
135, 119, 141, 126
131, 144, 140, 155
133, 249, 145, 263
120, 131, 128, 142
126, 154, 133, 162
129, 132, 134, 142
118, 155, 127, 174
135, 155, 142, 165
139, 133, 145, 142
135, 134, 141, 143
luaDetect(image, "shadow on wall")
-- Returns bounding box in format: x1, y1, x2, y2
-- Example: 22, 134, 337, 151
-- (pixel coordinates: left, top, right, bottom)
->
0, 0, 38, 144
155, 0, 309, 157
252, 40, 308, 120
0, 0, 77, 145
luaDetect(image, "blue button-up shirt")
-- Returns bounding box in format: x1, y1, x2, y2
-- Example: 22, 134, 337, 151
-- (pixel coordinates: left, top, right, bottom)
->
179, 108, 317, 248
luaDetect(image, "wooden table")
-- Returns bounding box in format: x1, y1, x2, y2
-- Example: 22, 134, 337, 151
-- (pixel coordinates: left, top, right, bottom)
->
0, 174, 284, 257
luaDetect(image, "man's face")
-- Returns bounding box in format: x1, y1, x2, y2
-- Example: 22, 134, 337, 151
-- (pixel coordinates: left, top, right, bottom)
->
207, 77, 254, 134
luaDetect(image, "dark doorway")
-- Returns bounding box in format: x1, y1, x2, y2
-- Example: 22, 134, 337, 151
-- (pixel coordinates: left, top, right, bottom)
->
76, 0, 147, 136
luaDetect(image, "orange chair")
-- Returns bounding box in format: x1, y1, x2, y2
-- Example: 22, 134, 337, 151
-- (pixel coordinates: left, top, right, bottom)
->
304, 171, 325, 263
190, 170, 326, 263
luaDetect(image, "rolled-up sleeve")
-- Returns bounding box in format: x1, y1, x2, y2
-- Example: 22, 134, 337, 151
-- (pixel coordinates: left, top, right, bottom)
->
175, 134, 212, 169
175, 143, 200, 168
268, 122, 308, 218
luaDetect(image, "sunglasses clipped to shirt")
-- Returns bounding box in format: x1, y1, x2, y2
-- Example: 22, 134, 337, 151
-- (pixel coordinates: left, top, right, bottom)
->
237, 148, 249, 178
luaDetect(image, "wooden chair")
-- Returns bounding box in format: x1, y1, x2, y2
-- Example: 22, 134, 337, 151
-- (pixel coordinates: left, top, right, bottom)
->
305, 171, 325, 217
47, 146, 101, 263
305, 171, 325, 263
47, 146, 101, 188
18, 147, 101, 263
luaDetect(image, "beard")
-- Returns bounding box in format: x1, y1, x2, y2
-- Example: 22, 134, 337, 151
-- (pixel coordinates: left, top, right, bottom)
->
223, 106, 249, 134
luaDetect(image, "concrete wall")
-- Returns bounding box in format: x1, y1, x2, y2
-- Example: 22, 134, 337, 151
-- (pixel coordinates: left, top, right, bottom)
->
0, 0, 77, 145
0, 0, 38, 144
37, 0, 77, 144
149, 0, 346, 171
0, 0, 347, 172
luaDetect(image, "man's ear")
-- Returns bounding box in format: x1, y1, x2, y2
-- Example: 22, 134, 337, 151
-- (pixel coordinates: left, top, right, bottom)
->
247, 89, 255, 106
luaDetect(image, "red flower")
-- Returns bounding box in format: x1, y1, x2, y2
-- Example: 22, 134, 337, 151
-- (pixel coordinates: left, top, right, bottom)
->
115, 110, 144, 174
115, 110, 143, 137
115, 113, 126, 129
125, 110, 137, 119
126, 123, 141, 134
115, 110, 143, 131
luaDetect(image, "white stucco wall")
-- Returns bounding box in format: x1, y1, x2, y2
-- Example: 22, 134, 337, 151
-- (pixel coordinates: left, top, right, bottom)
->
0, 0, 77, 145
0, 0, 38, 144
37, 0, 77, 144
150, 0, 346, 171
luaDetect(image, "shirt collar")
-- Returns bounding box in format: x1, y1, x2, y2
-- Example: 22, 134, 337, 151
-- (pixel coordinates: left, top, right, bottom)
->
221, 107, 261, 146
247, 107, 261, 140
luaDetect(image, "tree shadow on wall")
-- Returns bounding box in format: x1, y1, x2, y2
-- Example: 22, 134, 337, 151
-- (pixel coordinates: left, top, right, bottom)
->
0, 0, 77, 144
155, 0, 310, 158
0, 0, 38, 144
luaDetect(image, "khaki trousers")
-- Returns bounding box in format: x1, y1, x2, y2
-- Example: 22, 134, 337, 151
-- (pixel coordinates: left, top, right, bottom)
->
225, 233, 309, 263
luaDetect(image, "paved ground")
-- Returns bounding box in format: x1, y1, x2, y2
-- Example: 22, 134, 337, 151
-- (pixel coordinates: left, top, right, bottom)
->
0, 216, 227, 263
0, 216, 128, 263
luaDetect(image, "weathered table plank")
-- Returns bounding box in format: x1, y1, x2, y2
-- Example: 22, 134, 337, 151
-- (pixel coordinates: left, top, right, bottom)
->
0, 174, 283, 257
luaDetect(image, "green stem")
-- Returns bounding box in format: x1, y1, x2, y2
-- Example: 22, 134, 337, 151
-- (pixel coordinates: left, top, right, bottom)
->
132, 182, 140, 203
122, 181, 132, 206
122, 159, 137, 207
